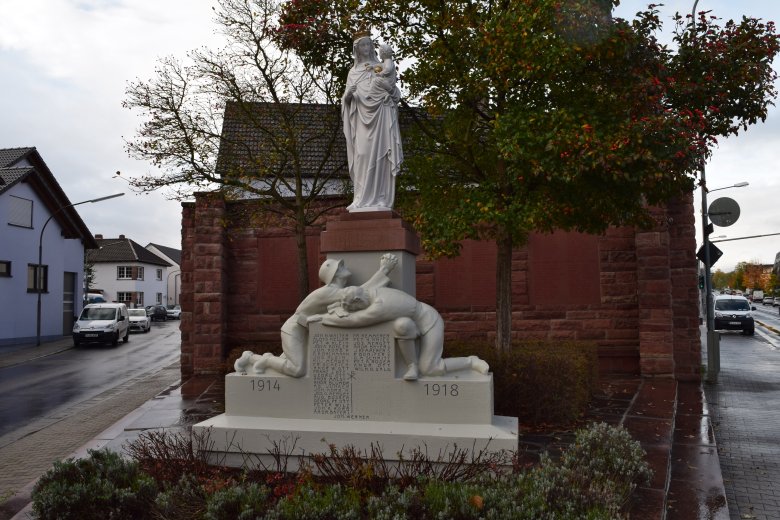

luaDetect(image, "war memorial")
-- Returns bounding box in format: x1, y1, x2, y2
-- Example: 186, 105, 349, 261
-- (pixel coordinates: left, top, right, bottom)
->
194, 34, 518, 465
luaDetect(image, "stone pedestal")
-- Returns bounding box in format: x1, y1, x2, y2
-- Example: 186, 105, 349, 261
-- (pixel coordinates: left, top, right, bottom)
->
194, 322, 518, 466
193, 211, 518, 467
320, 211, 420, 296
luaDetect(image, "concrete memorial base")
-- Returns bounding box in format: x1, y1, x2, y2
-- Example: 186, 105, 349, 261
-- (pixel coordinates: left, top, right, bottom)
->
193, 322, 518, 466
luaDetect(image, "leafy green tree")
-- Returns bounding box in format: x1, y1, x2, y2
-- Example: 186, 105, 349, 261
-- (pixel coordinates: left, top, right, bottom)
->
711, 269, 729, 291
123, 0, 348, 298
279, 0, 779, 350
767, 273, 778, 294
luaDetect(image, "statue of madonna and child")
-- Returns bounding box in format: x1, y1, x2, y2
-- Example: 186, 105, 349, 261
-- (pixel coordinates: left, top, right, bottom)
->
234, 35, 488, 381
341, 30, 404, 212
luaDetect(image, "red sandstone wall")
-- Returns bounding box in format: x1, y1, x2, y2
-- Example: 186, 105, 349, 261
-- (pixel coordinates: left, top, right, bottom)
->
181, 193, 701, 381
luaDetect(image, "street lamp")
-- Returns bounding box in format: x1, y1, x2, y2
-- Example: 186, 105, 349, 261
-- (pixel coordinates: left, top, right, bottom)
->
708, 181, 749, 193
36, 192, 125, 346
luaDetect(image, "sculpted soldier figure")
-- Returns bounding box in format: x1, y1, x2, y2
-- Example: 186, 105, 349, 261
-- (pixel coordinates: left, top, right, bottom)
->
310, 285, 490, 381
234, 254, 397, 376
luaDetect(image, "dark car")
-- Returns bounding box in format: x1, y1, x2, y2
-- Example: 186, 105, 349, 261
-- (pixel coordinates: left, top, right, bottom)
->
147, 305, 168, 322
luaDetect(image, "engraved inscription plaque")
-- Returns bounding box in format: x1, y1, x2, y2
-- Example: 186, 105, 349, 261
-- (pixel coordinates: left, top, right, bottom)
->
311, 332, 351, 417
311, 329, 393, 419
353, 333, 392, 372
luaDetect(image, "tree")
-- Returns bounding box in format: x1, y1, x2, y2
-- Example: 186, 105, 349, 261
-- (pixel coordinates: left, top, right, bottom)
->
279, 0, 778, 350
84, 254, 96, 296
711, 269, 729, 290
123, 0, 348, 298
767, 273, 778, 294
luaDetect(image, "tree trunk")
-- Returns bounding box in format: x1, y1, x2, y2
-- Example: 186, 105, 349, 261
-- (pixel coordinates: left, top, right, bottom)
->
495, 233, 513, 352
294, 213, 310, 301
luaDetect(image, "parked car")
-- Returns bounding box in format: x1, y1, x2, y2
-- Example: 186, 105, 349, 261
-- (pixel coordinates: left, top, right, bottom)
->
128, 308, 151, 333
713, 295, 755, 335
72, 303, 129, 346
166, 304, 182, 320
764, 297, 775, 306
147, 305, 168, 322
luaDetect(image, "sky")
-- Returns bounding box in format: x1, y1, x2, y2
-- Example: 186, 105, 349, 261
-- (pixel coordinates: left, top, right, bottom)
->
1, 0, 779, 271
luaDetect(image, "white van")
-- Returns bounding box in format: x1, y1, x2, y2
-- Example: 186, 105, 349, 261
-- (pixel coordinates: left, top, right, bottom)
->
72, 303, 130, 346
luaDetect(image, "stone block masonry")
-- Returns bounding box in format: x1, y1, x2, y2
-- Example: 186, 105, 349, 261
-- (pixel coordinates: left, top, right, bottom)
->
180, 192, 700, 382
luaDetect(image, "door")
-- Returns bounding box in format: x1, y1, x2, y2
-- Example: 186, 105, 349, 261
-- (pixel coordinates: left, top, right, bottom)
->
62, 272, 76, 335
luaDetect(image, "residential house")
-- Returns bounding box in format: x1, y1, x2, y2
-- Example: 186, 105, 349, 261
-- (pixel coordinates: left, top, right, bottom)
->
87, 236, 172, 308
146, 243, 182, 305
0, 147, 98, 346
179, 103, 701, 382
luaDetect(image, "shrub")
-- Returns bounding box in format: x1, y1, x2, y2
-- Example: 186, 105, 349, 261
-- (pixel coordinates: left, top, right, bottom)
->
31, 449, 157, 520
266, 481, 362, 519
446, 339, 599, 425
205, 482, 272, 520
519, 422, 652, 519
154, 474, 209, 520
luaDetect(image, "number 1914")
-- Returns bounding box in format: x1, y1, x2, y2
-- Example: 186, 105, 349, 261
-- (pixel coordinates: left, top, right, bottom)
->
251, 379, 280, 392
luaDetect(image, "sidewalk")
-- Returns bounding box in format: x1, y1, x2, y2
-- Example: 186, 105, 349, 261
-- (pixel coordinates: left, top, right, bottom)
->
703, 329, 780, 520
1, 338, 728, 519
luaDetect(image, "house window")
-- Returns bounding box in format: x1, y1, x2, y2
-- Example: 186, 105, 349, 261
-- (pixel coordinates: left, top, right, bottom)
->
117, 266, 144, 280
156, 293, 163, 305
27, 264, 48, 292
0, 261, 10, 277
8, 196, 33, 228
156, 269, 163, 281
137, 292, 144, 306
117, 292, 133, 303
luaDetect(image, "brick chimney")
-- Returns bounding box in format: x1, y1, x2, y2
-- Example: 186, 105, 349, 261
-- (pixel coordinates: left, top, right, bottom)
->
119, 234, 125, 239
95, 234, 103, 239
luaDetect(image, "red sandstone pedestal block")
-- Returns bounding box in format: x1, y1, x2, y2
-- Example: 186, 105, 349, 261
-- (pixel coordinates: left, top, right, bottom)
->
320, 211, 421, 296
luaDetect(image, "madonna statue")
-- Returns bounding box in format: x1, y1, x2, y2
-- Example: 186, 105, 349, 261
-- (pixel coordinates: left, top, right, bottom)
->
341, 33, 404, 211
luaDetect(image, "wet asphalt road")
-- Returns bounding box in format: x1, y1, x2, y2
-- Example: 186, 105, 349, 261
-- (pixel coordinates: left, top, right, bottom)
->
0, 319, 181, 440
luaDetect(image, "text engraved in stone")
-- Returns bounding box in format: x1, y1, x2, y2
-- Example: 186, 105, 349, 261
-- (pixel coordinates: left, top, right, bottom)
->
352, 333, 391, 372
311, 332, 352, 418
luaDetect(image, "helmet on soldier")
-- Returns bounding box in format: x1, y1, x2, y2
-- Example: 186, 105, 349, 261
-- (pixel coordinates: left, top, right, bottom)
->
318, 259, 344, 285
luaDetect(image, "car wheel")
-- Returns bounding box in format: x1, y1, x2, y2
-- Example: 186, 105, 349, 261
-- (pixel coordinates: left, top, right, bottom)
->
743, 327, 755, 336
145, 325, 150, 333
73, 337, 80, 347
123, 329, 129, 343
111, 332, 119, 346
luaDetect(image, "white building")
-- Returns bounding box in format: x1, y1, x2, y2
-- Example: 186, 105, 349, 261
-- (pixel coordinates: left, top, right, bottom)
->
0, 147, 98, 346
146, 243, 182, 305
87, 236, 172, 308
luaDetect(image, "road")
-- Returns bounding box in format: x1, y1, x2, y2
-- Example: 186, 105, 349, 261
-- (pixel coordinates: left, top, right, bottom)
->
706, 303, 780, 520
0, 320, 182, 505
0, 320, 180, 440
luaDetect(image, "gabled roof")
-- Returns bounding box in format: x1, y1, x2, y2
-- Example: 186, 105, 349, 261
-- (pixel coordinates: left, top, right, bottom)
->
216, 102, 421, 186
88, 237, 172, 267
0, 147, 98, 249
217, 102, 348, 182
146, 243, 181, 266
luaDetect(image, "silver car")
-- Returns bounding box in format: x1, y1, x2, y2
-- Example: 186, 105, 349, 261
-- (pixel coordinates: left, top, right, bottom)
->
128, 308, 151, 333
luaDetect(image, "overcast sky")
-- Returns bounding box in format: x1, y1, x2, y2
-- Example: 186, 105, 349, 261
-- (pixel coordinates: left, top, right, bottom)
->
1, 0, 778, 272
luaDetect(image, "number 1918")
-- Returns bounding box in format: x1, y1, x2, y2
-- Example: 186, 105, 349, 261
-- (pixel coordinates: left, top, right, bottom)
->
424, 383, 458, 397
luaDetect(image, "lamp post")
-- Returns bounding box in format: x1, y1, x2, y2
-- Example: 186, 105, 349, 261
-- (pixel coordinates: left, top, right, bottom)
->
36, 192, 124, 346
700, 181, 748, 382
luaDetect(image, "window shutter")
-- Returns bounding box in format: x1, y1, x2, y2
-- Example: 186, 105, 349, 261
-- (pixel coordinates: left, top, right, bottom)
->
131, 267, 138, 280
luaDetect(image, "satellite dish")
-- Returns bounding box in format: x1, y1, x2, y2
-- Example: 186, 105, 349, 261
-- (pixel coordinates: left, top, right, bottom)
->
708, 197, 740, 227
